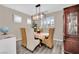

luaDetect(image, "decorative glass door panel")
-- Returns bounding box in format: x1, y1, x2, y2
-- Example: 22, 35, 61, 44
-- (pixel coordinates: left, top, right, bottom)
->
67, 12, 78, 35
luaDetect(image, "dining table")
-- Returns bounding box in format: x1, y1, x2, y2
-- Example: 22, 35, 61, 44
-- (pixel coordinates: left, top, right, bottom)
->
34, 32, 49, 41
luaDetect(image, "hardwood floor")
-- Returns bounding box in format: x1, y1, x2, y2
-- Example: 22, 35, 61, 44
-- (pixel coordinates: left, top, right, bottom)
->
16, 40, 63, 54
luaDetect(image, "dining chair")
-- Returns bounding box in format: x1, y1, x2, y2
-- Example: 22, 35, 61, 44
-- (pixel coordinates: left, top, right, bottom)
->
42, 28, 55, 48
20, 27, 40, 52
20, 28, 27, 48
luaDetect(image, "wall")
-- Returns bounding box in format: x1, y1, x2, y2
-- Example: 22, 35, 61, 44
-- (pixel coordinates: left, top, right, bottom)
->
0, 5, 64, 41
47, 10, 63, 41
0, 5, 29, 41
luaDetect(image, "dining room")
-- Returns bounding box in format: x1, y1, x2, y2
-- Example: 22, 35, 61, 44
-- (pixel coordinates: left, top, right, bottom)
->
19, 18, 63, 54
0, 4, 73, 54
17, 4, 66, 54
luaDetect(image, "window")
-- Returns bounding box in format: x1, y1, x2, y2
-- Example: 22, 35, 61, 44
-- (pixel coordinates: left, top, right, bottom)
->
14, 15, 22, 23
41, 16, 55, 28
27, 18, 32, 24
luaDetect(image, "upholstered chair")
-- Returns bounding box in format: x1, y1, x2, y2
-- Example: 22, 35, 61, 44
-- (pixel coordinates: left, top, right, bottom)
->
20, 27, 40, 52
42, 28, 55, 48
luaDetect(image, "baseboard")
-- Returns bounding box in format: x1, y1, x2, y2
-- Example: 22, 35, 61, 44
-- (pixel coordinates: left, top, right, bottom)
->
16, 38, 21, 41
54, 38, 63, 42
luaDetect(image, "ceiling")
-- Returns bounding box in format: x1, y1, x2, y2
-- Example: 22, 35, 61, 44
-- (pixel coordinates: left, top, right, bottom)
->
2, 4, 73, 15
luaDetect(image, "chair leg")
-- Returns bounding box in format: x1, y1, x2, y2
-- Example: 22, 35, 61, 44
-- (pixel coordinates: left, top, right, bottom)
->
21, 44, 26, 48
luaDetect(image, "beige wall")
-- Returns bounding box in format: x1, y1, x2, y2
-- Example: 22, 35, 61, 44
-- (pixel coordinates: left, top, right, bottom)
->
47, 10, 63, 41
0, 5, 29, 40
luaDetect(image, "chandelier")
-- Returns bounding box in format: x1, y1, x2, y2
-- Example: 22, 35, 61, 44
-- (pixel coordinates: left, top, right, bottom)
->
32, 4, 46, 20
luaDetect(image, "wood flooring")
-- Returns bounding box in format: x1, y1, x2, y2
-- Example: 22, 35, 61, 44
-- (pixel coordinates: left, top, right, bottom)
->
16, 40, 63, 54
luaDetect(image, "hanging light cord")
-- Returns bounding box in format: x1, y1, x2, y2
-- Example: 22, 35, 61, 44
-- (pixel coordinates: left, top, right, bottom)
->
35, 4, 41, 20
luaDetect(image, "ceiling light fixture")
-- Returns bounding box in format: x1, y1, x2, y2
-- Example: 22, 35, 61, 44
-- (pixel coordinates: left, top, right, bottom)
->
32, 4, 46, 20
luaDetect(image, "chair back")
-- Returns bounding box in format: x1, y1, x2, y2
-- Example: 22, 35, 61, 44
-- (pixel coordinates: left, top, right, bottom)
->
49, 28, 55, 40
21, 26, 40, 51
20, 28, 27, 47
48, 28, 55, 48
